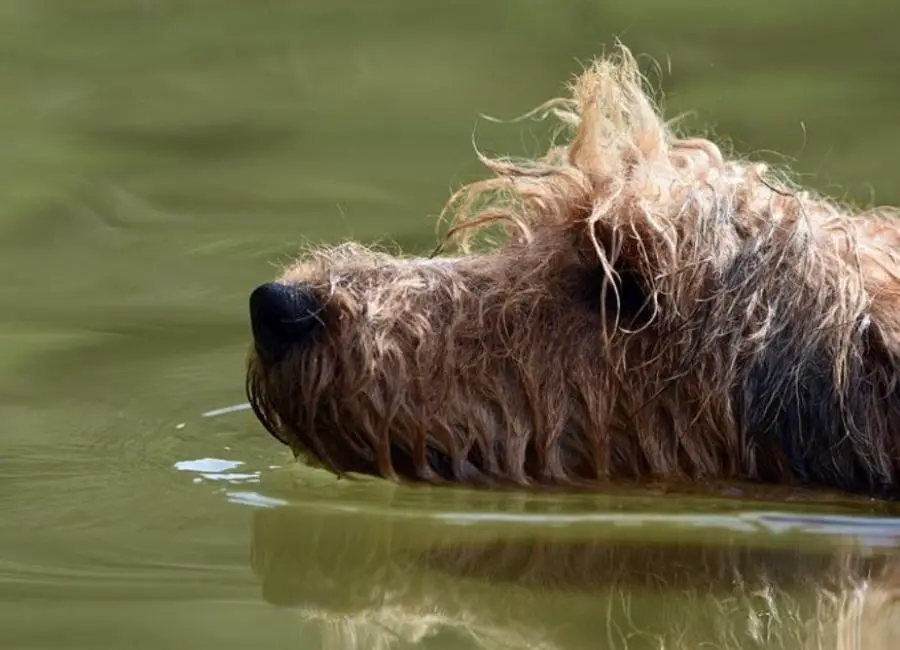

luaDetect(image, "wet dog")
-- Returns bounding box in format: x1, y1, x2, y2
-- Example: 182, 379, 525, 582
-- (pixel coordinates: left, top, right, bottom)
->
246, 46, 900, 499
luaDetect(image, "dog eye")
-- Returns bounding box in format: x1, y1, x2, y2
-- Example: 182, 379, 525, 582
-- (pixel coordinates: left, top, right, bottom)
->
576, 264, 653, 328
609, 267, 651, 319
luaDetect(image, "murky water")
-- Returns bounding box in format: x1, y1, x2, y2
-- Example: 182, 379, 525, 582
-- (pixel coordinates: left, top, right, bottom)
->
4, 2, 900, 649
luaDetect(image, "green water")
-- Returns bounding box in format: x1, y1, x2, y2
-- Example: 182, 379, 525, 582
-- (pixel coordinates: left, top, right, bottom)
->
4, 2, 900, 649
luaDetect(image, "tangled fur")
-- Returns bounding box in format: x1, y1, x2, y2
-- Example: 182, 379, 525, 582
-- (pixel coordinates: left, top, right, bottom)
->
247, 45, 900, 498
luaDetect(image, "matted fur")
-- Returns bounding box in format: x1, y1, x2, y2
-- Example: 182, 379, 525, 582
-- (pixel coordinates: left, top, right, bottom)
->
246, 45, 900, 497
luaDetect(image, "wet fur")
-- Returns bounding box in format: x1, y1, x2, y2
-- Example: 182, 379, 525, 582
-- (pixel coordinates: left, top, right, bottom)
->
247, 46, 900, 498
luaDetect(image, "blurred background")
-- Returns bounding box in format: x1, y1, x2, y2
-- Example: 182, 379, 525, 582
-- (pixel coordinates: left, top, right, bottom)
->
2, 2, 900, 649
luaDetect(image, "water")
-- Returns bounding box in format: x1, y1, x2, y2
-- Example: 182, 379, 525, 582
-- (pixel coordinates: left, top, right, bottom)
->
3, 1, 900, 648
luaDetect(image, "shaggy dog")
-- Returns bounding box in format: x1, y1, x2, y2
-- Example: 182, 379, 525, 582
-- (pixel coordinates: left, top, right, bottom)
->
246, 46, 900, 499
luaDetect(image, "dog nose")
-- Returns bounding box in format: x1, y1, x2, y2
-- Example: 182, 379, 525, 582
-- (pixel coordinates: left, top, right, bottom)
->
249, 282, 321, 362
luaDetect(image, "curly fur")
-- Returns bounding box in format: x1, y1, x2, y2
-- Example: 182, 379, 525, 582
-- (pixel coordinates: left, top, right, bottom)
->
246, 45, 900, 498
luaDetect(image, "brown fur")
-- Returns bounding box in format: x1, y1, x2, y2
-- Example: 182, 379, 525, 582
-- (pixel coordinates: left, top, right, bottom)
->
246, 46, 900, 498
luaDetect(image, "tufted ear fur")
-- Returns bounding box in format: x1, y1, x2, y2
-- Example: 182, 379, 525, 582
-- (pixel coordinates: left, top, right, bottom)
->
437, 44, 900, 347
436, 46, 756, 334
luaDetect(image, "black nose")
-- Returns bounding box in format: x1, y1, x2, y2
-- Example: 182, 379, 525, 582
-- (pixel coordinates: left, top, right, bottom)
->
249, 282, 321, 362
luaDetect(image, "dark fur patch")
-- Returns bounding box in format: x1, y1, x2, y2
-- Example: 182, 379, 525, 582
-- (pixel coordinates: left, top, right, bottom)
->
722, 244, 897, 497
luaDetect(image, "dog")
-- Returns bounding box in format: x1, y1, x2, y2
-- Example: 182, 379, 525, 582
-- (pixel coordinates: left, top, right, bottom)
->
246, 45, 900, 499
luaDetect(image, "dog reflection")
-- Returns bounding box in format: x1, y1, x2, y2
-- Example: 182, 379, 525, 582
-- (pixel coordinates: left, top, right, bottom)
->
250, 506, 900, 650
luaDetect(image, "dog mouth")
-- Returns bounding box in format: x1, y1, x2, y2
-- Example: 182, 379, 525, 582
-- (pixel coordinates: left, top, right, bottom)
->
245, 358, 296, 450
246, 348, 367, 475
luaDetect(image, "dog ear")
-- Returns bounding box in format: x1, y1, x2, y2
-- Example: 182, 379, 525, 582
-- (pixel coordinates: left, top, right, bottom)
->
441, 46, 731, 326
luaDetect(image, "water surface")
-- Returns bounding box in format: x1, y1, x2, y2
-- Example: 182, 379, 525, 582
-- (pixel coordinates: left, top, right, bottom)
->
3, 2, 900, 648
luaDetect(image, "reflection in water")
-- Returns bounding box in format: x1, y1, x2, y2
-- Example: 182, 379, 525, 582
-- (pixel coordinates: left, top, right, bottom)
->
250, 503, 900, 650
